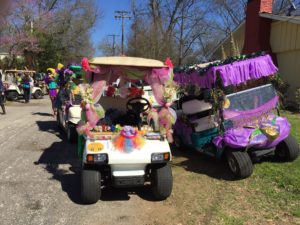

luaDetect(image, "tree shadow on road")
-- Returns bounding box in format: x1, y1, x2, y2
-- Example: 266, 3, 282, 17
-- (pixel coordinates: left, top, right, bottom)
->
34, 120, 83, 204
32, 112, 53, 117
171, 147, 236, 181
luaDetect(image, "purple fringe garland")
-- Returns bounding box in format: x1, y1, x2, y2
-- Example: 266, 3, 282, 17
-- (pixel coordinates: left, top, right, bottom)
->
174, 54, 278, 88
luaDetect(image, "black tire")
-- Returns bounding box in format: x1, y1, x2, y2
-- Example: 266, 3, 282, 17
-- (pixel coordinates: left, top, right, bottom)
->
56, 109, 62, 127
67, 123, 78, 143
173, 133, 182, 149
151, 163, 173, 200
81, 169, 101, 204
56, 108, 65, 129
6, 91, 18, 101
33, 90, 43, 99
275, 135, 300, 162
226, 151, 253, 179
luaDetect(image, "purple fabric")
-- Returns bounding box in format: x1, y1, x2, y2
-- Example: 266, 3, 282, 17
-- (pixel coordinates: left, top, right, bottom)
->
173, 119, 193, 145
44, 75, 50, 84
49, 89, 57, 97
224, 96, 279, 126
174, 55, 278, 88
213, 115, 290, 149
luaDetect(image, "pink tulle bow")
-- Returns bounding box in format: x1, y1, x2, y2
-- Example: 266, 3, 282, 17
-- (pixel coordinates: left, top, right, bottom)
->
164, 102, 172, 108
165, 58, 173, 68
166, 129, 174, 143
85, 104, 99, 128
82, 57, 91, 71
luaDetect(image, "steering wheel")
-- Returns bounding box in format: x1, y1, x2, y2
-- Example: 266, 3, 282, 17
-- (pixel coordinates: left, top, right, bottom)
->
126, 97, 151, 114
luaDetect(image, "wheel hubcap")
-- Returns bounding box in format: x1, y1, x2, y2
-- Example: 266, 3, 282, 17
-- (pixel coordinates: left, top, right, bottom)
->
228, 157, 237, 173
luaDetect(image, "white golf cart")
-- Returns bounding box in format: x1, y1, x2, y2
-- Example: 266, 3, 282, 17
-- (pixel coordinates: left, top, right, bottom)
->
57, 92, 82, 143
56, 66, 85, 143
4, 70, 43, 100
78, 56, 175, 204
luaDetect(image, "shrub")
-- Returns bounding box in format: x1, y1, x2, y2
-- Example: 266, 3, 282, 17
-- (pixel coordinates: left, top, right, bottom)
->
295, 88, 300, 112
270, 74, 290, 108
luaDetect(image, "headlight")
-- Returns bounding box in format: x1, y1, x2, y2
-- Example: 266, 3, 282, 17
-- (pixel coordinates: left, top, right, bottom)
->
151, 152, 170, 163
86, 153, 108, 164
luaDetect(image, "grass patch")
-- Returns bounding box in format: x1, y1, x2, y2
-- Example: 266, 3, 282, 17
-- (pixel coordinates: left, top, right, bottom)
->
251, 111, 300, 217
219, 213, 244, 225
292, 208, 300, 218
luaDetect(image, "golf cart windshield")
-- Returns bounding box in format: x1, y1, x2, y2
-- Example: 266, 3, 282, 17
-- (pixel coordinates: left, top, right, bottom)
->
226, 84, 277, 111
224, 84, 278, 126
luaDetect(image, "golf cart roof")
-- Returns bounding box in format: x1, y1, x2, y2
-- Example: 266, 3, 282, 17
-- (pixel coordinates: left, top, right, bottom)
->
89, 56, 166, 68
174, 54, 278, 89
5, 70, 36, 73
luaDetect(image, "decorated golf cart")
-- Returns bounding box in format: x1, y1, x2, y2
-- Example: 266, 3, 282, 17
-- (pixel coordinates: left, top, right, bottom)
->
173, 53, 300, 179
77, 56, 176, 204
55, 64, 84, 142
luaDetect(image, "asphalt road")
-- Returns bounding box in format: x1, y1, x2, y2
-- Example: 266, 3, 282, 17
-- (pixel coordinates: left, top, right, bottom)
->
0, 98, 162, 225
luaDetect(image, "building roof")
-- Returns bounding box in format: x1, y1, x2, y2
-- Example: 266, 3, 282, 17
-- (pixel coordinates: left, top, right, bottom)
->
207, 13, 300, 59
260, 13, 300, 24
205, 22, 245, 60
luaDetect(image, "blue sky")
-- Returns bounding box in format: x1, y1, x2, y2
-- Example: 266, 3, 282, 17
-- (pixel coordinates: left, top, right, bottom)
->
92, 0, 133, 56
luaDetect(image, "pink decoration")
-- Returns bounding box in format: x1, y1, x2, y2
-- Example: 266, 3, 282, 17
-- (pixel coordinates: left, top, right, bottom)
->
82, 58, 173, 107
85, 104, 99, 128
92, 80, 107, 102
82, 57, 91, 71
165, 57, 174, 68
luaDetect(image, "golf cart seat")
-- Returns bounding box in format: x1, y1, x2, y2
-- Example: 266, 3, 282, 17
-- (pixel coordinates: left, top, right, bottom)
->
99, 96, 129, 112
181, 98, 218, 132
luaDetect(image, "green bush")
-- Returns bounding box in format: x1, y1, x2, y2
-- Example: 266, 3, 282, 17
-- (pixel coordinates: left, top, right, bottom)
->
295, 88, 300, 112
270, 74, 290, 108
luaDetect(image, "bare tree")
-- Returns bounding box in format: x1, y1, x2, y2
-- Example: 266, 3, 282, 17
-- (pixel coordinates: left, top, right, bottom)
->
0, 0, 101, 70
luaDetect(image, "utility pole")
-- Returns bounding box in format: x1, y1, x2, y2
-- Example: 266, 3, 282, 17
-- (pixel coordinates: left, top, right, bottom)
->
115, 10, 131, 55
108, 34, 120, 56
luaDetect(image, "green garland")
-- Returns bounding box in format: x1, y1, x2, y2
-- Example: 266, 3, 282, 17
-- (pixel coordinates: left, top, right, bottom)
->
174, 51, 267, 75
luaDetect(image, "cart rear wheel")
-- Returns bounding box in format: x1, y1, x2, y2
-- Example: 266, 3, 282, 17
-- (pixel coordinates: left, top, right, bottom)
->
67, 124, 77, 143
33, 90, 43, 99
7, 91, 18, 101
226, 151, 253, 179
81, 169, 101, 204
151, 163, 173, 200
275, 135, 300, 162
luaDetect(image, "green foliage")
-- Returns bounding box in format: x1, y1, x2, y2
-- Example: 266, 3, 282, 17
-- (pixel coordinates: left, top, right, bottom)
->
0, 57, 26, 70
251, 111, 300, 218
36, 33, 63, 72
295, 88, 300, 112
1, 0, 99, 71
270, 74, 290, 107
